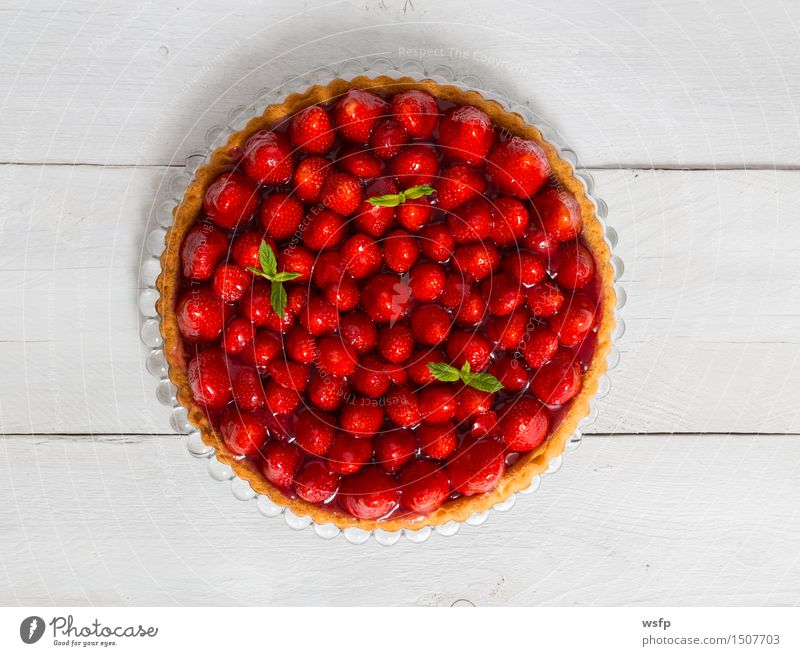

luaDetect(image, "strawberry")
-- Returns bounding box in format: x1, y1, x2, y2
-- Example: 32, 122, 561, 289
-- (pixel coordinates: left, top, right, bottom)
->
418, 384, 458, 424
327, 432, 374, 475
437, 105, 495, 165
382, 360, 408, 386
447, 198, 491, 243
486, 307, 530, 350
203, 171, 260, 229
316, 335, 359, 377
440, 273, 470, 308
339, 466, 400, 520
410, 304, 451, 346
177, 286, 226, 343
277, 245, 314, 283
289, 105, 335, 155
554, 242, 596, 291
222, 317, 256, 356
180, 223, 229, 281
341, 233, 383, 278
336, 146, 383, 180
384, 385, 421, 428
187, 347, 232, 410
311, 251, 346, 288
359, 273, 412, 324
299, 296, 339, 337
339, 312, 378, 354
482, 273, 526, 316
294, 461, 340, 503
418, 223, 455, 262
332, 89, 388, 144
294, 408, 336, 456
487, 136, 550, 198
454, 385, 495, 421
390, 144, 439, 187
523, 226, 560, 259
503, 250, 546, 287
489, 197, 529, 246
454, 291, 487, 327
377, 323, 415, 363
219, 406, 267, 456
324, 277, 360, 312
532, 186, 582, 242
383, 229, 420, 273
407, 348, 443, 385
354, 178, 398, 237
408, 261, 445, 302
212, 263, 251, 303
548, 293, 597, 347
369, 118, 409, 159
527, 282, 565, 318
530, 348, 582, 405
292, 156, 330, 203
521, 326, 559, 368
302, 208, 347, 251
307, 373, 349, 412
488, 356, 529, 393
499, 396, 550, 451
242, 129, 294, 185
374, 429, 416, 473
261, 440, 302, 488
435, 163, 486, 211
264, 379, 302, 415
285, 327, 317, 364
445, 330, 493, 370
417, 421, 457, 460
399, 459, 450, 514
452, 242, 501, 281
240, 329, 282, 370
351, 355, 392, 398
231, 366, 265, 412
390, 90, 439, 139
446, 439, 506, 496
396, 197, 434, 232
339, 398, 385, 438
258, 192, 304, 241
231, 231, 275, 271
266, 359, 310, 392
241, 281, 295, 332
320, 171, 363, 216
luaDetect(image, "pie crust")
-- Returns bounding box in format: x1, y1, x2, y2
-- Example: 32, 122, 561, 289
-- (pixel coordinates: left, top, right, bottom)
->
157, 75, 616, 532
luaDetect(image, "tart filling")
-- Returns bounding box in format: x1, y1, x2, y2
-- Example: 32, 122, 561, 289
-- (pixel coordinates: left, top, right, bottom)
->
158, 77, 615, 531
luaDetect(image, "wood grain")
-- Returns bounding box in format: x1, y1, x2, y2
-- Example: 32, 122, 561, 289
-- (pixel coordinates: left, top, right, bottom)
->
1, 433, 798, 606
1, 165, 799, 434
0, 0, 798, 167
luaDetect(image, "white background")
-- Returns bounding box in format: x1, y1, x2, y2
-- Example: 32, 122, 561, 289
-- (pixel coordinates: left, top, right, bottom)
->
1, 0, 799, 606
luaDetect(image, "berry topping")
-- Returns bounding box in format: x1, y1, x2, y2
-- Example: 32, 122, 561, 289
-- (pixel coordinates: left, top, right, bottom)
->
204, 172, 259, 230
339, 466, 400, 520
187, 347, 232, 410
438, 105, 495, 165
399, 459, 450, 514
243, 130, 294, 185
181, 223, 229, 281
332, 89, 388, 144
446, 439, 506, 496
487, 136, 550, 198
289, 105, 335, 155
390, 90, 439, 139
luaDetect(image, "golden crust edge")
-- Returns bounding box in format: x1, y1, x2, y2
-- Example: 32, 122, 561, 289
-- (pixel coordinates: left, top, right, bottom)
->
156, 75, 616, 532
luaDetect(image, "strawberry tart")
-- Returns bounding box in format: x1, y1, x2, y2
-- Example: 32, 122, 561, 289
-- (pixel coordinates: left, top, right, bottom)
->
157, 75, 616, 531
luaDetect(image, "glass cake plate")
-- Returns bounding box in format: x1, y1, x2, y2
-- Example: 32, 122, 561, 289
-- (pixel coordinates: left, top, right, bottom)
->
138, 56, 626, 545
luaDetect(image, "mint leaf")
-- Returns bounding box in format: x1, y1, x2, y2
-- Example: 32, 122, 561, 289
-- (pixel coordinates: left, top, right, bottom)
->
460, 360, 471, 378
464, 372, 504, 393
272, 271, 302, 283
403, 184, 436, 200
427, 362, 461, 382
259, 240, 277, 277
270, 281, 288, 317
366, 193, 403, 208
366, 184, 436, 208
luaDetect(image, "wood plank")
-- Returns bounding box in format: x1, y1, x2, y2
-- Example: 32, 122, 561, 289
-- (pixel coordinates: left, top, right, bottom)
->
2, 165, 800, 434
1, 433, 798, 605
1, 0, 799, 167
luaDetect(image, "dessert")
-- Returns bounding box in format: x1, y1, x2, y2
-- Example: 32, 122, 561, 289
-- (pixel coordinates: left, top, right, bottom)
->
158, 76, 615, 531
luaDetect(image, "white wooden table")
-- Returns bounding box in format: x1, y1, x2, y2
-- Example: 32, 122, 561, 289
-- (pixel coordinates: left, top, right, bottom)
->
2, 0, 799, 606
